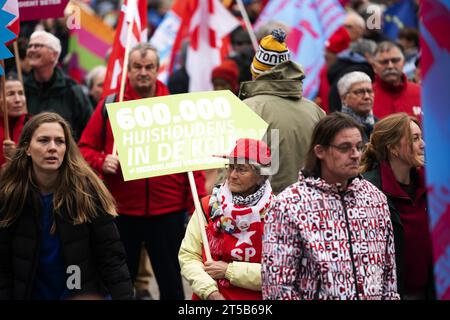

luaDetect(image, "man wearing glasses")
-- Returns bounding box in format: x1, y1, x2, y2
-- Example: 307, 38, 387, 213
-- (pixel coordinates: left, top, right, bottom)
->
262, 112, 399, 300
24, 31, 92, 141
371, 41, 421, 121
337, 71, 376, 142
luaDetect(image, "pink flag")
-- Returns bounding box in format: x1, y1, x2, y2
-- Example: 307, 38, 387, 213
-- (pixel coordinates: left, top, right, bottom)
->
420, 0, 450, 300
255, 0, 345, 99
102, 0, 148, 97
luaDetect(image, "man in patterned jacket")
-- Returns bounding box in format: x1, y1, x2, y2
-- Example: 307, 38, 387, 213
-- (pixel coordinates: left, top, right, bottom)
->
262, 112, 399, 300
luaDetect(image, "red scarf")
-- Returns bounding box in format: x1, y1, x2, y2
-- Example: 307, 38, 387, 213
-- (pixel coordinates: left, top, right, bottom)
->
194, 181, 273, 300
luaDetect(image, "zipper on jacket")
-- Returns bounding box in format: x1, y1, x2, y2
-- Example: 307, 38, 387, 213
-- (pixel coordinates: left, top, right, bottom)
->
26, 208, 42, 299
145, 179, 149, 216
314, 277, 322, 300
340, 192, 360, 300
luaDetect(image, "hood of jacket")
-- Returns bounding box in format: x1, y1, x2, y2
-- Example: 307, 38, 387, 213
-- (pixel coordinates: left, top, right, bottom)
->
299, 170, 365, 196
238, 60, 305, 100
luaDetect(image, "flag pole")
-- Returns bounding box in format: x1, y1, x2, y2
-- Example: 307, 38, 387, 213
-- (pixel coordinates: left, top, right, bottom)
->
235, 0, 259, 52
187, 171, 212, 261
1, 60, 10, 141
113, 1, 135, 156
118, 20, 133, 104
13, 41, 23, 85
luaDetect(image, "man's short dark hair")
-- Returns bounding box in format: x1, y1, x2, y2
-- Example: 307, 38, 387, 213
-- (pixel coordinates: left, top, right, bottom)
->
128, 43, 160, 70
398, 28, 419, 48
303, 112, 365, 178
374, 41, 404, 59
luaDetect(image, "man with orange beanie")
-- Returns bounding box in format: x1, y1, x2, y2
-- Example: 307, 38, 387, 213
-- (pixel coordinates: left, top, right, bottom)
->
239, 29, 325, 194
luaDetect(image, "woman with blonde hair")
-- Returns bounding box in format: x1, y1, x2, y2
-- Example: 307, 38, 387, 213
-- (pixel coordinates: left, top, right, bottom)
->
0, 112, 132, 299
361, 112, 434, 300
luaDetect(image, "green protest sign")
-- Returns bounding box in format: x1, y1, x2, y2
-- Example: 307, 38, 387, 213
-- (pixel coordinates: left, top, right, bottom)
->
106, 90, 268, 181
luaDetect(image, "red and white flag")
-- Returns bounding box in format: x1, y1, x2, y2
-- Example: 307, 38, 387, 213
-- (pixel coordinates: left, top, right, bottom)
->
150, 0, 240, 92
102, 0, 148, 97
4, 0, 19, 44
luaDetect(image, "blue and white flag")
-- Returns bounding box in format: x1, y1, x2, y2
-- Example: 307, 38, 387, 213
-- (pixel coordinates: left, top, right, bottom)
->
384, 0, 418, 41
0, 0, 16, 75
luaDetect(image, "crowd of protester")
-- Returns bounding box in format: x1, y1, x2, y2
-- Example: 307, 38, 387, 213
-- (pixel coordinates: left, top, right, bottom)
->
0, 0, 434, 300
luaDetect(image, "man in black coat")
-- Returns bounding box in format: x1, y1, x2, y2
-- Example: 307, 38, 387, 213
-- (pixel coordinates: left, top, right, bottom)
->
24, 31, 93, 141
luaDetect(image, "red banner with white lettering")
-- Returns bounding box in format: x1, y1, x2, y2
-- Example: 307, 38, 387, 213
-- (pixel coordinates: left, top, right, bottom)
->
18, 0, 68, 21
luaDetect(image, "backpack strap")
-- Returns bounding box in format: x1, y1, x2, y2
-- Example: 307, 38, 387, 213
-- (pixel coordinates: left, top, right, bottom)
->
101, 93, 117, 147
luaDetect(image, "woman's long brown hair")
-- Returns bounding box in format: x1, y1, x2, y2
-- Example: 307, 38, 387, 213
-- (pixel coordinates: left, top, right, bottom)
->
0, 112, 117, 228
360, 112, 420, 173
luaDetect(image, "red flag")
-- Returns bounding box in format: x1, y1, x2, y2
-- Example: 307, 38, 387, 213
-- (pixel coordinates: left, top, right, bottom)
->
186, 0, 240, 92
4, 0, 19, 44
150, 0, 239, 92
102, 0, 148, 97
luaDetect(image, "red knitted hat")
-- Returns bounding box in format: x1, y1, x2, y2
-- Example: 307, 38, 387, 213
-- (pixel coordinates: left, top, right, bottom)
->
211, 59, 239, 94
326, 26, 351, 54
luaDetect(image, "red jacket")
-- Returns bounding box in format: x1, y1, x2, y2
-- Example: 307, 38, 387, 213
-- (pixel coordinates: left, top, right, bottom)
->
373, 74, 422, 121
0, 113, 30, 166
78, 80, 206, 216
379, 161, 433, 296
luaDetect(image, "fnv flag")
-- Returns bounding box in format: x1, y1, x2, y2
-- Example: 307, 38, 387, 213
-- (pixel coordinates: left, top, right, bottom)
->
102, 0, 148, 97
420, 0, 450, 300
255, 0, 345, 99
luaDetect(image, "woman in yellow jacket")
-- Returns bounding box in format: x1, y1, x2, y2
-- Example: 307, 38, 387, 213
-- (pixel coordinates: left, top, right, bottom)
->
179, 138, 274, 300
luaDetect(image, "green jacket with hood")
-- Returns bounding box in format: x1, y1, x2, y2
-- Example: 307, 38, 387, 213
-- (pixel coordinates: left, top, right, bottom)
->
24, 67, 93, 141
239, 61, 325, 194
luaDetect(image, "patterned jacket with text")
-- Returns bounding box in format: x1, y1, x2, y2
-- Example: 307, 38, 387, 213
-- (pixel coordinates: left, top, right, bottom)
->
262, 172, 400, 300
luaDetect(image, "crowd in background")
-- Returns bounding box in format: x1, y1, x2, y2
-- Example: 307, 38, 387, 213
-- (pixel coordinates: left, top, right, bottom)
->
0, 0, 433, 301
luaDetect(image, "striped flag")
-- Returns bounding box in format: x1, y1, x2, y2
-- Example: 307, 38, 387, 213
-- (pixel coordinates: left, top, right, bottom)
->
255, 0, 345, 99
67, 2, 114, 83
